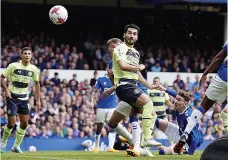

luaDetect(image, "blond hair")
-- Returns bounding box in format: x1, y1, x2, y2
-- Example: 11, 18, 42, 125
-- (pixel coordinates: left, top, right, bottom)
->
107, 38, 122, 46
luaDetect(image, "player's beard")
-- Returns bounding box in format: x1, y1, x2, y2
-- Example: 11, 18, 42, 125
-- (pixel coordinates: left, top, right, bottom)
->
125, 38, 136, 46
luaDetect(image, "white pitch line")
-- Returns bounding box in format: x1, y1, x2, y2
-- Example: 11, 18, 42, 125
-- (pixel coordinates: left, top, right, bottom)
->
19, 156, 79, 160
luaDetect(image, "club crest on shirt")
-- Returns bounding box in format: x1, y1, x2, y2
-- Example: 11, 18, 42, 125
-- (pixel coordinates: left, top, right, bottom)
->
8, 109, 11, 115
28, 71, 33, 77
104, 82, 106, 85
134, 88, 140, 95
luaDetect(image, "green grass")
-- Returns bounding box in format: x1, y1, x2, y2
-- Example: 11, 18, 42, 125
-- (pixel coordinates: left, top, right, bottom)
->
1, 151, 202, 160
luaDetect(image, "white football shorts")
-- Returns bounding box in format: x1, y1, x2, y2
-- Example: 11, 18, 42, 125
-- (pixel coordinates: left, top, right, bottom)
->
205, 75, 227, 103
95, 108, 115, 123
115, 101, 132, 118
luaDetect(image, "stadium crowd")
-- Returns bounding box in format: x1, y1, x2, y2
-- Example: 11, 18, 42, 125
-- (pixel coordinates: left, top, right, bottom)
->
1, 33, 219, 73
0, 32, 226, 141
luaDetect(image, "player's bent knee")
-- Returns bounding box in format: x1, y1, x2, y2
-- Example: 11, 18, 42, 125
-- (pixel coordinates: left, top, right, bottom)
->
7, 123, 15, 129
158, 119, 169, 132
136, 93, 151, 107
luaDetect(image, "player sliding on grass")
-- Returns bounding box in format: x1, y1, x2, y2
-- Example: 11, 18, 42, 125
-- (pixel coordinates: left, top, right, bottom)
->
155, 85, 203, 155
1, 47, 41, 153
174, 41, 228, 154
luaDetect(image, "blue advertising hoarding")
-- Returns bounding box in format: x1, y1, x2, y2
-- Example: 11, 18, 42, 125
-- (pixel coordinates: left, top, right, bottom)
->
6, 137, 213, 151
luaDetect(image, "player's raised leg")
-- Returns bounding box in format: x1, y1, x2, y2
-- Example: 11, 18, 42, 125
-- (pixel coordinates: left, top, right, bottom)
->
174, 43, 227, 153
155, 118, 179, 155
113, 102, 154, 157
122, 92, 155, 157
108, 110, 134, 146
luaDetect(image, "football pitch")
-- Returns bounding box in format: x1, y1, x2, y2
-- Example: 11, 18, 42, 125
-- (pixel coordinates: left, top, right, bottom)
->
1, 151, 202, 160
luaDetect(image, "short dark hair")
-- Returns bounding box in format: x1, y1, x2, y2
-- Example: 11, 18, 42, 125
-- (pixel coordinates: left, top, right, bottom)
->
124, 24, 140, 35
21, 47, 31, 54
178, 90, 191, 102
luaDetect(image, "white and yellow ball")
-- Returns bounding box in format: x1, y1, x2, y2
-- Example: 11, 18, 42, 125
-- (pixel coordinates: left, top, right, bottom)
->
49, 5, 68, 25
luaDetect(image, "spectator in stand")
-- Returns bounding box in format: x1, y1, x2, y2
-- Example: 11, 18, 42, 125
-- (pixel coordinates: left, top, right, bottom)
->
38, 126, 49, 139
76, 52, 87, 69
173, 74, 185, 90
192, 86, 201, 105
93, 43, 105, 70
90, 71, 98, 87
26, 127, 37, 138
191, 60, 200, 73
52, 126, 64, 138
204, 127, 215, 140
45, 122, 53, 137
50, 72, 61, 86
193, 75, 200, 88
180, 58, 190, 72
66, 128, 74, 139
72, 123, 80, 137
69, 74, 79, 86
151, 60, 161, 72
185, 76, 193, 92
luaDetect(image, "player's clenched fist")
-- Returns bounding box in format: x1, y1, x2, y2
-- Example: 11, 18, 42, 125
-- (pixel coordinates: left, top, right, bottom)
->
139, 64, 145, 71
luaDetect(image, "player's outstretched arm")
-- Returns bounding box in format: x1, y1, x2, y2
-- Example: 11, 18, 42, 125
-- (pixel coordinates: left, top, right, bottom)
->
158, 85, 177, 97
200, 49, 227, 87
137, 71, 155, 89
34, 81, 41, 110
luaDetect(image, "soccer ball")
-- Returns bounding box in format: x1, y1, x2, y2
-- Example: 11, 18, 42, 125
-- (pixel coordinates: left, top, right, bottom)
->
49, 5, 68, 25
28, 146, 37, 152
